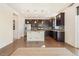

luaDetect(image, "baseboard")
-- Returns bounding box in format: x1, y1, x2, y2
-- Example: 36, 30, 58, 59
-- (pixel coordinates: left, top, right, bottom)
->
65, 43, 75, 48
0, 36, 24, 56
65, 42, 79, 49
0, 36, 21, 55
0, 42, 15, 56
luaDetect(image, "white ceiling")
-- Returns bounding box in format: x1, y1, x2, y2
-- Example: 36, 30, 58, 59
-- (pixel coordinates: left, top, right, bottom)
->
7, 3, 70, 19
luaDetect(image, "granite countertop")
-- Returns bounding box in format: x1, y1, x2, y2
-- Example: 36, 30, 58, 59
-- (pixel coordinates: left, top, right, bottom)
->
46, 29, 64, 32
26, 29, 64, 32
26, 30, 45, 32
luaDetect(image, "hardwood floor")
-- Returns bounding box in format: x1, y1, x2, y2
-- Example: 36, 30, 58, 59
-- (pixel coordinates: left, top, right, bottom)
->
45, 36, 64, 47
0, 36, 79, 56
14, 36, 65, 48
11, 36, 79, 56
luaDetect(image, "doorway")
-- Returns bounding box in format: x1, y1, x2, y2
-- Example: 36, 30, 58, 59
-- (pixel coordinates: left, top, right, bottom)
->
13, 14, 18, 41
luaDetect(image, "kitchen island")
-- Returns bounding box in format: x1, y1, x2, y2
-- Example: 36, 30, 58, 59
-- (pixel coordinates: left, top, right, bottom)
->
27, 30, 45, 42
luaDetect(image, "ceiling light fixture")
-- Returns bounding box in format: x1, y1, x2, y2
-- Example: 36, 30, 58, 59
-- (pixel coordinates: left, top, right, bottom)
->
34, 21, 37, 23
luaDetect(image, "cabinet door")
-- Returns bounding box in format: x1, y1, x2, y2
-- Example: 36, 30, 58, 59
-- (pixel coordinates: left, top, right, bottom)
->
53, 31, 57, 40
56, 13, 64, 26
57, 32, 64, 42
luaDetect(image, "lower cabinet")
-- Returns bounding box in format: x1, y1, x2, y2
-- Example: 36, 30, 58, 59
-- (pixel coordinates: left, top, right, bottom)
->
45, 31, 64, 42
45, 31, 53, 38
56, 31, 64, 42
53, 31, 57, 40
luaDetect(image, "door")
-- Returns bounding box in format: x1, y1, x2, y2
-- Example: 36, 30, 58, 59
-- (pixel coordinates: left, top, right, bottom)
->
13, 16, 18, 41
13, 20, 16, 41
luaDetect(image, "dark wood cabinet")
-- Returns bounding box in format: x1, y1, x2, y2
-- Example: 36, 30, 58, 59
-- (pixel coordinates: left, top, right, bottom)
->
52, 31, 64, 42
77, 6, 79, 15
45, 31, 53, 38
56, 13, 64, 26
49, 31, 53, 38
53, 31, 57, 40
45, 31, 64, 42
56, 31, 64, 42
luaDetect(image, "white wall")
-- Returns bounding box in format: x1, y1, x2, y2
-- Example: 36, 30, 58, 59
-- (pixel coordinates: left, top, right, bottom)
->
0, 4, 25, 48
64, 4, 79, 48
17, 14, 25, 39
0, 4, 15, 48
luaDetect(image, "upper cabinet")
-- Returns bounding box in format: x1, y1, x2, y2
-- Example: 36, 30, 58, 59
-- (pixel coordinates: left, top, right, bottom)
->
77, 6, 79, 15
25, 20, 31, 24
56, 13, 64, 26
